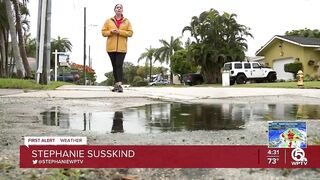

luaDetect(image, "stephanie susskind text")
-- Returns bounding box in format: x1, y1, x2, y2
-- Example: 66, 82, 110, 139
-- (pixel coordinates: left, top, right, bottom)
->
32, 149, 135, 158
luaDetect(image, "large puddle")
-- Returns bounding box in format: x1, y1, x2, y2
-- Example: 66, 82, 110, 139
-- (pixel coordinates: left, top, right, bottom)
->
41, 103, 320, 134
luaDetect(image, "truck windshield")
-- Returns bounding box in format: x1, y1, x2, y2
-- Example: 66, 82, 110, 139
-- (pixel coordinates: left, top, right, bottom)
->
224, 63, 232, 70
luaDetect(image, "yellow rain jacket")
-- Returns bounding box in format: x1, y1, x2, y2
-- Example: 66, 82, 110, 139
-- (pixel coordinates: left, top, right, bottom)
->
101, 17, 133, 53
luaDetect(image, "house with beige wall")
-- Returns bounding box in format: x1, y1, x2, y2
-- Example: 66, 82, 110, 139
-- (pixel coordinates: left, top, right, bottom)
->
256, 35, 320, 80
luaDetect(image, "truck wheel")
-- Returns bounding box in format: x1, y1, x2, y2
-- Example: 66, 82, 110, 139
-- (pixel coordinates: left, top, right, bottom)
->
230, 79, 235, 85
267, 73, 277, 82
236, 74, 247, 84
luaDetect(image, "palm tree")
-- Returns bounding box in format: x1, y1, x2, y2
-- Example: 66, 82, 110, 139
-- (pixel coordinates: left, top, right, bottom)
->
12, 0, 32, 78
182, 16, 201, 43
51, 36, 72, 52
19, 1, 30, 40
0, 0, 9, 77
182, 8, 252, 83
25, 33, 36, 57
4, 0, 24, 78
138, 46, 156, 82
154, 36, 182, 83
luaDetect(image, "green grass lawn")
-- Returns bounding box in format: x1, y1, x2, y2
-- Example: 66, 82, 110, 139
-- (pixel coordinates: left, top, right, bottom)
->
0, 78, 71, 90
232, 81, 320, 89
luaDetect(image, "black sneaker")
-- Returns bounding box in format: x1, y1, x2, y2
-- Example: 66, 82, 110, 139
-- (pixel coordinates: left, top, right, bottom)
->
111, 85, 119, 92
117, 85, 123, 93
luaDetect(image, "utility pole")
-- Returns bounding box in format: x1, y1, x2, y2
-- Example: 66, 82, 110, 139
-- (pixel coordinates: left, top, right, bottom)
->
83, 7, 87, 85
88, 45, 91, 68
36, 0, 51, 84
44, 0, 51, 84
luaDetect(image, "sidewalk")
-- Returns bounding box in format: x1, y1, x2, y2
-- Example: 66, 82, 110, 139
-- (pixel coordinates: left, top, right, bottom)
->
0, 89, 24, 96
2, 85, 320, 101
1, 85, 142, 98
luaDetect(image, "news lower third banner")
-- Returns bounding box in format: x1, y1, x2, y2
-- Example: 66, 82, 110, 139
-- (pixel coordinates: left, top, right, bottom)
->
20, 145, 320, 168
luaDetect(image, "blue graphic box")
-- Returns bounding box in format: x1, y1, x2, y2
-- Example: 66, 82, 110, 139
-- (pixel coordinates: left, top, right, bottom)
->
268, 121, 307, 148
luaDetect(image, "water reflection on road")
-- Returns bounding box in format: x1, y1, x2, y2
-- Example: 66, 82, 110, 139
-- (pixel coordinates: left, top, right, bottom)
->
40, 103, 320, 134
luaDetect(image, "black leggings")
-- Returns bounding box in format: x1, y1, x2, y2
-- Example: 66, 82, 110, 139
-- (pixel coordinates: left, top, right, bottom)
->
108, 52, 126, 83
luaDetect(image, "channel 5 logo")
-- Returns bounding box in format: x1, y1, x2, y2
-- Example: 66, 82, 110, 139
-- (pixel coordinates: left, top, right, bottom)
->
291, 147, 308, 166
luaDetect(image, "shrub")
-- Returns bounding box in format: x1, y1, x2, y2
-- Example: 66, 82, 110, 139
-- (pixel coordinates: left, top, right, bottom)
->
304, 74, 315, 81
131, 76, 148, 87
284, 62, 303, 78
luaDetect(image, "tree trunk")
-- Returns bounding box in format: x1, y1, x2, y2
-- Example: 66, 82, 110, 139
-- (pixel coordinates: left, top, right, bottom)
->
0, 8, 9, 77
149, 58, 152, 82
12, 0, 32, 78
203, 71, 214, 83
4, 0, 24, 78
169, 61, 173, 84
0, 30, 6, 77
4, 29, 9, 77
213, 65, 222, 83
202, 66, 222, 84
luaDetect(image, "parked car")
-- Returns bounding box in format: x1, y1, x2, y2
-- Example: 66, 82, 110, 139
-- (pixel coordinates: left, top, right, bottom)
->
182, 73, 204, 86
223, 61, 277, 85
52, 72, 80, 83
149, 79, 169, 86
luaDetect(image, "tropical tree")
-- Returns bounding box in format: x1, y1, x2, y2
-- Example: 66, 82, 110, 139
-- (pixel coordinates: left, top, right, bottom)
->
154, 36, 183, 83
171, 49, 197, 82
183, 16, 201, 44
285, 28, 320, 38
182, 9, 253, 83
123, 62, 138, 84
51, 36, 72, 52
19, 0, 30, 39
138, 46, 156, 82
136, 65, 148, 79
4, 0, 24, 78
51, 36, 72, 68
103, 71, 114, 86
25, 33, 36, 57
0, 0, 9, 77
0, 0, 31, 78
12, 0, 32, 78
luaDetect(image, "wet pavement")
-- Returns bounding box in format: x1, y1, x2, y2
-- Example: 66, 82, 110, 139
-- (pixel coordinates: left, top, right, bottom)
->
38, 102, 320, 134
1, 85, 320, 179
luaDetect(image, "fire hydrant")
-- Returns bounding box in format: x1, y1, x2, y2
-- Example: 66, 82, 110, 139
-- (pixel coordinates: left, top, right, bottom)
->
297, 70, 304, 87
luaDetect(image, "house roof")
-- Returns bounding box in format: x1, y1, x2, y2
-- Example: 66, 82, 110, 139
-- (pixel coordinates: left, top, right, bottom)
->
247, 56, 265, 62
255, 35, 320, 55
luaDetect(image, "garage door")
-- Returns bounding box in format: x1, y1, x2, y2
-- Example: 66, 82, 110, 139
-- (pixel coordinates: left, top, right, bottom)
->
273, 58, 294, 80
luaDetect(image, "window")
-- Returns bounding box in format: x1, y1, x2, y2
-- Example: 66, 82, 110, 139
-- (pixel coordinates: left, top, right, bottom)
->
224, 63, 232, 70
234, 63, 242, 69
252, 63, 260, 69
244, 63, 251, 69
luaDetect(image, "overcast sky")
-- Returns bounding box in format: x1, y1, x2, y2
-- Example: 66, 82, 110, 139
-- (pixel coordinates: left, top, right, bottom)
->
28, 0, 320, 82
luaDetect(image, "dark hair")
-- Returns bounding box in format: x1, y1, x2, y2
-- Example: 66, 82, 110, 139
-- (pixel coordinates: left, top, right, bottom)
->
114, 4, 123, 10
